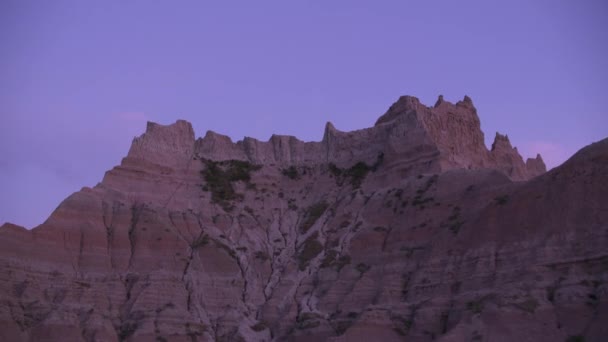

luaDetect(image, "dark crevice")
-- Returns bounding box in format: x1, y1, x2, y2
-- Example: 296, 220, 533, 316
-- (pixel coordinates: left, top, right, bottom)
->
127, 204, 143, 269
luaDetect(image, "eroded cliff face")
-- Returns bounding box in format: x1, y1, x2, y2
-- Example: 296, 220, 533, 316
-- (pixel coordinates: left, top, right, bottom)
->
1, 96, 606, 342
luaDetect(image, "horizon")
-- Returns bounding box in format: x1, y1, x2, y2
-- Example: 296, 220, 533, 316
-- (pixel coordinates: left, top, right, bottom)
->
2, 1, 607, 228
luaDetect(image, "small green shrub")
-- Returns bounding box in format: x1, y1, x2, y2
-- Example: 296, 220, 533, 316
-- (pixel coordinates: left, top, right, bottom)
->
281, 166, 299, 180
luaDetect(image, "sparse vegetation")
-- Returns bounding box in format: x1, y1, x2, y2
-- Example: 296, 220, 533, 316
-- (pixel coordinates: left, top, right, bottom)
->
346, 162, 372, 188
299, 201, 329, 234
287, 198, 298, 211
213, 240, 237, 259
191, 234, 210, 248
282, 166, 299, 180
298, 232, 323, 270
441, 206, 464, 235
412, 175, 438, 209
327, 153, 384, 188
200, 159, 261, 210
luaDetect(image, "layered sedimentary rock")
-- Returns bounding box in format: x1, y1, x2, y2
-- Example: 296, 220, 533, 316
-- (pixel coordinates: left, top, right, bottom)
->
1, 96, 606, 342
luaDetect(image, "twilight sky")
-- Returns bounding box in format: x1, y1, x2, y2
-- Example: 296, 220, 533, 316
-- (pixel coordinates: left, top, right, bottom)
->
1, 0, 607, 228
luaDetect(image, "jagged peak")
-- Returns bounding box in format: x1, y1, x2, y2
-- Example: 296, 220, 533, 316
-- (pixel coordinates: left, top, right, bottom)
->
434, 95, 445, 108
454, 95, 475, 111
325, 121, 337, 132
375, 94, 480, 126
491, 132, 513, 151
526, 153, 546, 176
375, 95, 422, 126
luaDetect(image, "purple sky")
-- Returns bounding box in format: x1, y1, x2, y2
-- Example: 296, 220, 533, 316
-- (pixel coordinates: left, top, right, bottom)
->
2, 1, 607, 228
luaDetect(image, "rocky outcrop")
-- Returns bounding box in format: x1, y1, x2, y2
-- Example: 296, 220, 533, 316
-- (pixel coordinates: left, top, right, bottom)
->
1, 95, 605, 342
124, 95, 544, 181
376, 95, 545, 180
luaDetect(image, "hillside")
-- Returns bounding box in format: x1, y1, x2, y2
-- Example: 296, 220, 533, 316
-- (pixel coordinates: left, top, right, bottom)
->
1, 95, 606, 342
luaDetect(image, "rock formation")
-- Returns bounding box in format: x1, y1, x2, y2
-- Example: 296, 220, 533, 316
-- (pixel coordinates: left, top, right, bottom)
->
1, 95, 606, 342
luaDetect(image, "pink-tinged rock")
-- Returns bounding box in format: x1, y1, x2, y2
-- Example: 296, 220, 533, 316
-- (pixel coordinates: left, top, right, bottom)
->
1, 95, 604, 341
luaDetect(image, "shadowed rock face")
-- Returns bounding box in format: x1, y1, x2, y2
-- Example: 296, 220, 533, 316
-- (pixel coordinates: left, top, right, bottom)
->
1, 96, 605, 342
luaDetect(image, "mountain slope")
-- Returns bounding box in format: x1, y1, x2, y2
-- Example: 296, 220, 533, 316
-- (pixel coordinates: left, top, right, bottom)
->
1, 96, 605, 342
